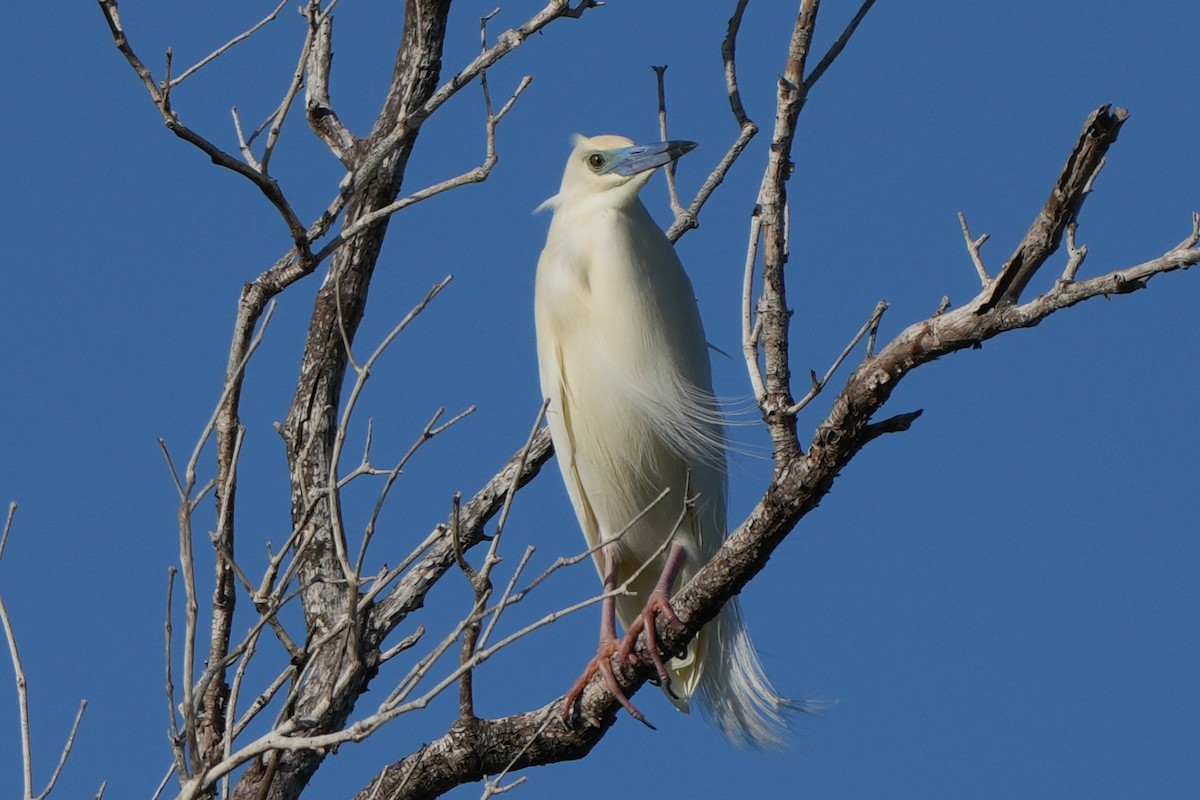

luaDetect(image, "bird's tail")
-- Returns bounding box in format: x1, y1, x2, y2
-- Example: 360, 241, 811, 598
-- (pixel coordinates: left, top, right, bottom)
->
694, 597, 796, 747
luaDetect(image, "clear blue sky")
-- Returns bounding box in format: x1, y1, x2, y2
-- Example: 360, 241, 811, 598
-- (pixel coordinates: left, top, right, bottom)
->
2, 2, 1197, 798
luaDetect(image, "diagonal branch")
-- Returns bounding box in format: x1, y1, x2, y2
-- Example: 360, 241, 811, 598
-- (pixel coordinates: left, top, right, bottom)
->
167, 2, 287, 89
803, 0, 877, 91
666, 0, 758, 242
979, 104, 1128, 310
348, 0, 602, 197
314, 75, 533, 264
0, 501, 15, 563
370, 427, 555, 638
351, 199, 1200, 800
788, 301, 888, 415
98, 0, 313, 252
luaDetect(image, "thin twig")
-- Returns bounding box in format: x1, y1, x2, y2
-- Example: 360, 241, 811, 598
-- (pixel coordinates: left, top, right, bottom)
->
98, 1, 312, 250
451, 402, 534, 724
723, 0, 753, 127
474, 400, 550, 651
454, 495, 484, 718
1060, 222, 1088, 282
36, 700, 88, 800
164, 567, 186, 778
481, 775, 529, 798
476, 546, 535, 653
149, 766, 174, 800
0, 592, 34, 799
742, 213, 767, 406
223, 600, 270, 796
231, 107, 259, 171
1174, 211, 1200, 252
652, 65, 686, 217
958, 211, 992, 285
352, 405, 476, 574
665, 0, 758, 242
314, 74, 532, 264
0, 587, 88, 800
183, 301, 278, 494
229, 657, 300, 741
486, 401, 550, 554
803, 0, 878, 91
0, 501, 16, 563
788, 301, 888, 415
259, 3, 319, 171
479, 711, 557, 799
505, 488, 671, 606
479, 9, 503, 125
168, 1, 287, 88
380, 626, 426, 664
328, 276, 455, 591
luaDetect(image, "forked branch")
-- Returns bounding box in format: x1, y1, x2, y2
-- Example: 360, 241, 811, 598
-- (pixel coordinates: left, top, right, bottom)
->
979, 104, 1128, 310
1, 506, 90, 800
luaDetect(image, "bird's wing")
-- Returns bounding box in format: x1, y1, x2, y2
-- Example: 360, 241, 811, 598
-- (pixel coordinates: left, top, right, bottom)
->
552, 344, 603, 555
534, 264, 606, 570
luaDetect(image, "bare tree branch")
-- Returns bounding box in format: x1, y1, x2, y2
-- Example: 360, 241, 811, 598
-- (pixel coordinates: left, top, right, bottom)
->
98, 0, 313, 250
742, 212, 768, 405
979, 104, 1128, 310
167, 2, 288, 89
350, 205, 1199, 799
804, 0, 877, 91
1060, 222, 1088, 282
347, 0, 604, 198
305, 8, 357, 164
1, 506, 89, 800
370, 428, 555, 636
958, 211, 992, 285
787, 301, 888, 415
0, 501, 16, 564
0, 593, 35, 800
651, 65, 687, 218
666, 0, 759, 242
750, 1, 820, 459
314, 74, 533, 263
87, 3, 1195, 799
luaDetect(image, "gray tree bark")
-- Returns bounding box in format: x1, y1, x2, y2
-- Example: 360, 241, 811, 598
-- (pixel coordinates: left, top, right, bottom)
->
86, 2, 1200, 799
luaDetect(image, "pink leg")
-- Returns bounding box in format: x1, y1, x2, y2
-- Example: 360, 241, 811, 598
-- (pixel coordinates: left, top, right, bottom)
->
561, 546, 655, 729
619, 541, 689, 695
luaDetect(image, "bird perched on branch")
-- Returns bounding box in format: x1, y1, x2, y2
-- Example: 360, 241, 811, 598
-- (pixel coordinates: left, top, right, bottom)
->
534, 134, 791, 745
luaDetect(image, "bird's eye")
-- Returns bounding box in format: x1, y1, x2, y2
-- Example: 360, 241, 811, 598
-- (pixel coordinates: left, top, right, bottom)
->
586, 153, 606, 171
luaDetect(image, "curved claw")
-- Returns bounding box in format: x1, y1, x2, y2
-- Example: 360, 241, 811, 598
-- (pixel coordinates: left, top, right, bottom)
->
561, 637, 655, 730
619, 589, 688, 698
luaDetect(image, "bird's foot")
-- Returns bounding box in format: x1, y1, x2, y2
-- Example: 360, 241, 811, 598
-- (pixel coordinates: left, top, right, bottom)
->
619, 589, 688, 699
561, 636, 655, 730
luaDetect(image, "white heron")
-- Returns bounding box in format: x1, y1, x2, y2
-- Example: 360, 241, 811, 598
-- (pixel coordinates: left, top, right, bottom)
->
534, 134, 791, 745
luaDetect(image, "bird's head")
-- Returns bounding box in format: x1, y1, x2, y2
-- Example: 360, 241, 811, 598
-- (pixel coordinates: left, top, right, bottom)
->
540, 133, 696, 212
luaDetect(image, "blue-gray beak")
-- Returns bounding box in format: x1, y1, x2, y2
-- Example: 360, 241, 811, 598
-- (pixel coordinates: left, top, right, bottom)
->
607, 140, 697, 177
